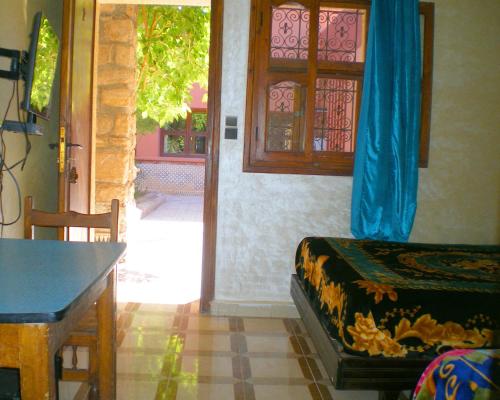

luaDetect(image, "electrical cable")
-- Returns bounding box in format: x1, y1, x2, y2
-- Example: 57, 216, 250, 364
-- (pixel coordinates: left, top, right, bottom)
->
0, 80, 32, 235
16, 77, 31, 170
0, 80, 17, 234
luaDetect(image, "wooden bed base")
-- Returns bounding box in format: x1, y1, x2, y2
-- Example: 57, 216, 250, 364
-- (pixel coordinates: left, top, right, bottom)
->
291, 274, 430, 400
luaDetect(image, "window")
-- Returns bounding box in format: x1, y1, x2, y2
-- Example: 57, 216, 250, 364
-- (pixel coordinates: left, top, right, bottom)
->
161, 110, 208, 157
244, 0, 434, 175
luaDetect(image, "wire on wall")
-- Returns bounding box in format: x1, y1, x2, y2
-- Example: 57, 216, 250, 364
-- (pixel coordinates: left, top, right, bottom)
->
0, 80, 31, 236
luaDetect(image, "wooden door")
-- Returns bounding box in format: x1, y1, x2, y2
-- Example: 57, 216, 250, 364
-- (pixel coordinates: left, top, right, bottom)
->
58, 0, 97, 236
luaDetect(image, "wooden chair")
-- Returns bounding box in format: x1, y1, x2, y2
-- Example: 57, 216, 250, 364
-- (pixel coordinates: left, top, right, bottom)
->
24, 196, 119, 397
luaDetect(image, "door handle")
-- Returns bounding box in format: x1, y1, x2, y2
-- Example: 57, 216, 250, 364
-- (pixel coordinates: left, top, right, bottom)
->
48, 142, 83, 150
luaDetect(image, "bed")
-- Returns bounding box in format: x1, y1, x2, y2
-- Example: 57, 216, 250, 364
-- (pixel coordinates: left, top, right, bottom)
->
291, 237, 500, 399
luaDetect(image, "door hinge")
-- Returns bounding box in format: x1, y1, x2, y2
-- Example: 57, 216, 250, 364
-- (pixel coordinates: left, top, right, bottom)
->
255, 126, 259, 141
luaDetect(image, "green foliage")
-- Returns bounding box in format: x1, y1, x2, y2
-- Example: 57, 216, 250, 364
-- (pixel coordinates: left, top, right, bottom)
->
31, 16, 59, 115
136, 6, 210, 134
164, 115, 186, 131
191, 112, 207, 132
164, 135, 185, 154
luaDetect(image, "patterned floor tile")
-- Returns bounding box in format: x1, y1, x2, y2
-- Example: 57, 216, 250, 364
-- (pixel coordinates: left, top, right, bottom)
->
242, 318, 288, 333
117, 379, 160, 400
175, 382, 235, 400
183, 332, 232, 352
187, 315, 231, 332
178, 355, 235, 378
245, 335, 296, 354
71, 301, 381, 399
249, 357, 305, 379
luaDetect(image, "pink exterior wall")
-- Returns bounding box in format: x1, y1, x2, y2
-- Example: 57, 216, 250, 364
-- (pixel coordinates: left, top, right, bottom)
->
135, 83, 207, 162
136, 132, 161, 161
190, 82, 208, 109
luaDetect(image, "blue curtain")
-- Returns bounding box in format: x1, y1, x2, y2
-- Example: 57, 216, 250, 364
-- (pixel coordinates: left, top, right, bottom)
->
351, 0, 421, 242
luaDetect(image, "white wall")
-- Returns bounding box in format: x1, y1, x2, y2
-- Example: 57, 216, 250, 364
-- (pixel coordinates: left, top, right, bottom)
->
411, 0, 500, 243
0, 0, 61, 238
212, 0, 500, 315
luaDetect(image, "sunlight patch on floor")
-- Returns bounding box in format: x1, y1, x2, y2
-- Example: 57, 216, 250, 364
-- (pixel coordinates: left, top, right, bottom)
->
117, 195, 203, 305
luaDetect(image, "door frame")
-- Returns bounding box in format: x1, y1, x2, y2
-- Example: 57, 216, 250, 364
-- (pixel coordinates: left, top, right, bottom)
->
200, 0, 223, 313
58, 0, 74, 215
66, 0, 223, 310
58, 0, 98, 217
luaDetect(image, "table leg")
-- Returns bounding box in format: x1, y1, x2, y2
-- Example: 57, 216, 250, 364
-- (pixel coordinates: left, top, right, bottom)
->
96, 267, 117, 399
378, 391, 401, 400
19, 325, 56, 400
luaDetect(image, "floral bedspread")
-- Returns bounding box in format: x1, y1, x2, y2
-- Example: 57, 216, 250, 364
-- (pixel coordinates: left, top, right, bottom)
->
413, 349, 500, 399
295, 237, 500, 358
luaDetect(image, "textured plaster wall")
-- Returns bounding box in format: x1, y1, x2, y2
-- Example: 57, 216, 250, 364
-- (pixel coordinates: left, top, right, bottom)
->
215, 0, 352, 304
410, 0, 500, 244
214, 0, 500, 307
0, 0, 60, 238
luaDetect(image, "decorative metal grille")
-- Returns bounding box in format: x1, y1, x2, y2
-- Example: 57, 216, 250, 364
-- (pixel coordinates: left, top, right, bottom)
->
135, 162, 205, 195
269, 81, 296, 113
317, 8, 365, 62
267, 81, 305, 152
271, 5, 310, 60
314, 78, 357, 152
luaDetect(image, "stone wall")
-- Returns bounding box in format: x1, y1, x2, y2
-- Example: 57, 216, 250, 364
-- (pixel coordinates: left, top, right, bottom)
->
95, 4, 138, 239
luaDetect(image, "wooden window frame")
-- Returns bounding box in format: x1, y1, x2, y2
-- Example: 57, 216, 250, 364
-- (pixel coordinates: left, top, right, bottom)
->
160, 109, 208, 159
244, 0, 434, 176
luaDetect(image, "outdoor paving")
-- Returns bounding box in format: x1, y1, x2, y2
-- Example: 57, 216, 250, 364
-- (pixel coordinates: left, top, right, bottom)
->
118, 194, 204, 304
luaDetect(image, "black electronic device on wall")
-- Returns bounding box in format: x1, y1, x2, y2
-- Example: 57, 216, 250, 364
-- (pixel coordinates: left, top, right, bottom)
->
0, 12, 59, 135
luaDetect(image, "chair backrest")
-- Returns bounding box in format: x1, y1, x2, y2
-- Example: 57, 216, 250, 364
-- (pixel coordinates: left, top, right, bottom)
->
24, 196, 119, 242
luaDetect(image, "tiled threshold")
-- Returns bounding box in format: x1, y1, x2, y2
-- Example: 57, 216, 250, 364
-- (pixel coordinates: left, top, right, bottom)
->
210, 300, 300, 318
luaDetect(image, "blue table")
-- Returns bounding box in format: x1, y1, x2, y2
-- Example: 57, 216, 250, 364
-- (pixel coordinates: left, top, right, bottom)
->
0, 238, 126, 399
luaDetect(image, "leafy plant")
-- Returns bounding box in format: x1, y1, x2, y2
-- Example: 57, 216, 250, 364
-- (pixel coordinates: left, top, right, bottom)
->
136, 6, 210, 134
164, 135, 184, 154
191, 112, 207, 132
31, 16, 59, 114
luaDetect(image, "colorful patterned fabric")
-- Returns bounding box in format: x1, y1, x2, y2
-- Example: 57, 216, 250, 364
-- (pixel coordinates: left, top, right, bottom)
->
412, 349, 500, 400
295, 237, 500, 358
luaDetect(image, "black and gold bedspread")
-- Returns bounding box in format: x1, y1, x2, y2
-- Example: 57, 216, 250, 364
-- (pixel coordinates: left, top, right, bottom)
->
295, 237, 500, 358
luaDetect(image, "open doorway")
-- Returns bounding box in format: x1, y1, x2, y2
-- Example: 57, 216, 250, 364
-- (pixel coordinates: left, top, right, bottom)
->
94, 1, 220, 308
122, 1, 210, 304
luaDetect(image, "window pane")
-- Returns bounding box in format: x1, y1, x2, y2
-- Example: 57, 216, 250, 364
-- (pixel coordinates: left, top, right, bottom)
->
318, 7, 366, 62
193, 136, 206, 154
267, 81, 306, 152
164, 135, 185, 154
164, 116, 186, 131
192, 112, 208, 132
271, 3, 310, 60
314, 78, 358, 152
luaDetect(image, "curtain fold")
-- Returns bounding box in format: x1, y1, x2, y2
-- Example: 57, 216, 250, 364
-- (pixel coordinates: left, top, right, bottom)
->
351, 0, 421, 242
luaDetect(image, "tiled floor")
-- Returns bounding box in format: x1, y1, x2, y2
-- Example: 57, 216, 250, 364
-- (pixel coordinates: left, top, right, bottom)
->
115, 300, 378, 400
79, 194, 379, 399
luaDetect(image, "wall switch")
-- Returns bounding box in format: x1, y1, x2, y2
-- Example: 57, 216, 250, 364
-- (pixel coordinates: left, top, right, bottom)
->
225, 116, 237, 127
225, 127, 237, 140
224, 116, 238, 139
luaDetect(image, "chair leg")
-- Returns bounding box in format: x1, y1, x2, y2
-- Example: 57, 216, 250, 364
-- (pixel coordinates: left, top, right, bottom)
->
55, 352, 63, 400
88, 342, 98, 399
89, 384, 98, 400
